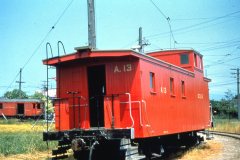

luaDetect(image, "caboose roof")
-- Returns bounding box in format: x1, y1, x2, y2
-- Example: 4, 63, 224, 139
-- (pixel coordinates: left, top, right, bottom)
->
43, 47, 202, 77
146, 48, 203, 57
43, 48, 137, 65
0, 99, 42, 103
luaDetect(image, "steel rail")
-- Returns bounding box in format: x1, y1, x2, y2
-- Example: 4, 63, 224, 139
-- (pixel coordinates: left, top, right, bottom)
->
204, 130, 240, 140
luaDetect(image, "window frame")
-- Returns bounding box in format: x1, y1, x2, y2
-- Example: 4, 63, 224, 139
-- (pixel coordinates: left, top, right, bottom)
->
194, 53, 198, 67
180, 54, 189, 64
170, 77, 175, 96
37, 103, 41, 109
150, 72, 156, 93
181, 80, 186, 98
199, 57, 203, 69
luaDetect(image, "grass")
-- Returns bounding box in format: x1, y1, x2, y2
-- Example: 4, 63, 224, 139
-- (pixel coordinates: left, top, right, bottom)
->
180, 140, 223, 160
0, 118, 56, 159
0, 132, 48, 155
0, 118, 238, 159
210, 118, 240, 134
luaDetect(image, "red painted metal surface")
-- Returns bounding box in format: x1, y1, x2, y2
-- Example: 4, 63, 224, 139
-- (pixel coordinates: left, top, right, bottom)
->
44, 48, 211, 139
0, 99, 43, 117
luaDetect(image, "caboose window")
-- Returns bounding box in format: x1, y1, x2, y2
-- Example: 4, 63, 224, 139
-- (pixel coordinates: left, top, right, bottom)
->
180, 54, 189, 64
181, 80, 185, 97
150, 72, 155, 91
199, 57, 203, 69
194, 53, 197, 67
37, 103, 41, 109
170, 77, 175, 95
33, 103, 36, 109
0, 103, 3, 109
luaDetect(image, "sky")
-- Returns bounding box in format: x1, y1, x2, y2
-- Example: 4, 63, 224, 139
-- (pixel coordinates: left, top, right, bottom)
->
0, 0, 240, 100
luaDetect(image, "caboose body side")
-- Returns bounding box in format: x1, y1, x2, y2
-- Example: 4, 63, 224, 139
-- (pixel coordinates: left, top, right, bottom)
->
0, 99, 43, 118
43, 48, 210, 159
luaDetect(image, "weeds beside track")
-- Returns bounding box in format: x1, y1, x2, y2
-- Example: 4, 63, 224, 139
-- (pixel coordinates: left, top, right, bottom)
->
0, 119, 56, 158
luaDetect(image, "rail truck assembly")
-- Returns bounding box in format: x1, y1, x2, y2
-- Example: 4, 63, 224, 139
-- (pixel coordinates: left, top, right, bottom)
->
43, 47, 211, 159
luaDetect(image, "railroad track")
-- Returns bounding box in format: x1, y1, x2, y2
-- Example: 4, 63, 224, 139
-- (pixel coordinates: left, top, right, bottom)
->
204, 130, 240, 140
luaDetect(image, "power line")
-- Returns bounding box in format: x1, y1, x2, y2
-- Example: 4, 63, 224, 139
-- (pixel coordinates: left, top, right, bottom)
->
209, 75, 233, 78
149, 0, 168, 19
3, 72, 20, 94
154, 17, 238, 44
149, 0, 177, 48
172, 15, 240, 21
204, 54, 231, 57
22, 29, 53, 70
205, 47, 240, 67
210, 82, 235, 87
205, 56, 240, 68
148, 16, 237, 42
177, 40, 240, 45
145, 9, 240, 39
121, 39, 138, 48
53, 0, 75, 28
3, 0, 75, 94
200, 43, 240, 52
22, 0, 75, 69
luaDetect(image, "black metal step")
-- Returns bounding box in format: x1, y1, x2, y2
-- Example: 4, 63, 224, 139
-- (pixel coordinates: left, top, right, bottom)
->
58, 140, 71, 146
52, 155, 68, 160
52, 148, 67, 155
52, 145, 71, 156
60, 145, 72, 150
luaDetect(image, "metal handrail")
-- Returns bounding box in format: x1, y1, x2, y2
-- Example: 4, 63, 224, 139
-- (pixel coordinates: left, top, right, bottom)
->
57, 41, 66, 56
141, 100, 151, 127
45, 42, 53, 148
45, 42, 53, 133
79, 96, 88, 129
46, 42, 53, 58
105, 99, 113, 128
120, 101, 143, 127
124, 93, 134, 128
88, 93, 135, 128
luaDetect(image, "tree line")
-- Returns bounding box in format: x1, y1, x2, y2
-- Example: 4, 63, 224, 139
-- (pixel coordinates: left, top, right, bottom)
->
3, 89, 45, 99
211, 90, 238, 119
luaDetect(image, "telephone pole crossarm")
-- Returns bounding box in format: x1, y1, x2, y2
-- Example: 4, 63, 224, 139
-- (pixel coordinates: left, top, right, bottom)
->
16, 68, 25, 91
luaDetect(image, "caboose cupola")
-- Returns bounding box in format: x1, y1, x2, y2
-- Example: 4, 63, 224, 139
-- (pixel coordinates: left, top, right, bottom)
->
147, 49, 204, 72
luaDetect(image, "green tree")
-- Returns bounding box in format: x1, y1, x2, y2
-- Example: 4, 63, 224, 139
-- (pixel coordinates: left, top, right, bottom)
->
211, 90, 237, 119
4, 89, 28, 99
30, 91, 45, 100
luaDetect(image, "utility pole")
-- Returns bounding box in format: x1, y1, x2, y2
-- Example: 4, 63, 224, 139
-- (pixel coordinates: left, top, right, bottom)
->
138, 27, 150, 53
237, 68, 240, 120
87, 0, 96, 49
16, 68, 25, 91
231, 68, 240, 120
139, 27, 143, 53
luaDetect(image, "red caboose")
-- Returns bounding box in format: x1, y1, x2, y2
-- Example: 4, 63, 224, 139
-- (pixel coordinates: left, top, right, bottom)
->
0, 99, 43, 118
43, 47, 211, 159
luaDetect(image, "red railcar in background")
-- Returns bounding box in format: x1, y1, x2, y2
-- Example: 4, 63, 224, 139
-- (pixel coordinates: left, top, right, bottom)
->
43, 47, 211, 159
0, 99, 43, 118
